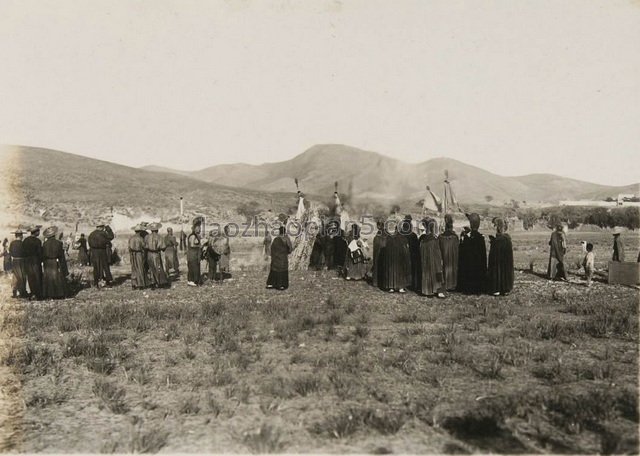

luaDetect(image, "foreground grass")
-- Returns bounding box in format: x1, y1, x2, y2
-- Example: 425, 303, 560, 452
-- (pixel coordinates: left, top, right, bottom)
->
0, 232, 638, 453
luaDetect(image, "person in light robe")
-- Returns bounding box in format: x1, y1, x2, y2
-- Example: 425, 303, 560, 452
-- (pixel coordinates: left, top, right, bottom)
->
129, 225, 149, 289
439, 214, 459, 291
145, 222, 170, 288
487, 218, 514, 296
547, 224, 568, 281
344, 224, 368, 280
41, 226, 68, 299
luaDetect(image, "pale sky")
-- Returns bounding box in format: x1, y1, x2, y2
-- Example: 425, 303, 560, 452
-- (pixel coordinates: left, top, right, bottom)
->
0, 0, 639, 185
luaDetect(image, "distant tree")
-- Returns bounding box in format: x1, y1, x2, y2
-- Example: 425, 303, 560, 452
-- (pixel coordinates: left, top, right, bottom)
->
518, 208, 539, 231
583, 207, 613, 228
510, 199, 520, 210
485, 195, 493, 203
605, 196, 615, 202
390, 204, 401, 215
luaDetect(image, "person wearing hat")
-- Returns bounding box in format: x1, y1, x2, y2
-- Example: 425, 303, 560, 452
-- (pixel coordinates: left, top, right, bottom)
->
439, 214, 459, 292
187, 218, 203, 286
381, 215, 411, 293
9, 229, 27, 298
164, 227, 180, 276
42, 226, 69, 299
400, 215, 421, 291
22, 225, 44, 299
419, 218, 445, 298
371, 220, 388, 289
267, 225, 293, 290
88, 223, 115, 288
547, 224, 568, 281
612, 227, 625, 262
77, 233, 90, 266
457, 213, 487, 294
128, 225, 149, 290
144, 222, 169, 289
487, 218, 514, 296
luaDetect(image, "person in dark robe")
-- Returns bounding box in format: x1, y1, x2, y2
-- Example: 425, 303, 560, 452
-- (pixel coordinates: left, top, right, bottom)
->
308, 227, 325, 271
333, 228, 348, 274
488, 218, 514, 296
457, 213, 487, 294
42, 226, 68, 299
439, 214, 459, 292
324, 220, 338, 270
164, 227, 180, 275
77, 234, 90, 266
371, 220, 388, 289
400, 215, 421, 291
419, 218, 445, 298
22, 226, 43, 300
344, 224, 368, 280
187, 220, 203, 286
9, 229, 27, 298
547, 225, 568, 280
206, 228, 221, 283
612, 229, 625, 261
267, 225, 293, 290
145, 222, 170, 288
381, 217, 411, 293
88, 224, 115, 288
129, 225, 149, 289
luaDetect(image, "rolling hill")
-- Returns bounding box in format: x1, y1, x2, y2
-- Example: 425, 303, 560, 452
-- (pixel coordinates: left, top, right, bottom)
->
0, 145, 296, 230
142, 144, 639, 204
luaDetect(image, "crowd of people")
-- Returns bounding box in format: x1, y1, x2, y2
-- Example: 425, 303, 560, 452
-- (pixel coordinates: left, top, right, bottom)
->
305, 212, 514, 297
2, 207, 637, 300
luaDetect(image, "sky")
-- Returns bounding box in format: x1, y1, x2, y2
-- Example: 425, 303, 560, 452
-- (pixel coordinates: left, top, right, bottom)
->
0, 0, 639, 186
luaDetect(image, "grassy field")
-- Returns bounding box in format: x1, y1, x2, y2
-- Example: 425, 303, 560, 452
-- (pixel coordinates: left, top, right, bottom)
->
0, 231, 638, 453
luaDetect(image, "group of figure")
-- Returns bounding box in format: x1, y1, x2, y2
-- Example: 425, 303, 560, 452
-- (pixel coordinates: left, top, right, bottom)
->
183, 220, 232, 287
128, 222, 180, 290
548, 224, 636, 287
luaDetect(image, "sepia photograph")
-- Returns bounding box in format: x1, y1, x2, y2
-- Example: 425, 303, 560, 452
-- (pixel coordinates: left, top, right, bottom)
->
0, 0, 639, 454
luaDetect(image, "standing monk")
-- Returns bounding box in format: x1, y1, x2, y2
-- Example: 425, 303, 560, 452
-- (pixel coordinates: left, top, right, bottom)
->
267, 226, 293, 290
382, 217, 411, 293
77, 234, 90, 266
216, 225, 232, 282
128, 225, 148, 290
400, 215, 421, 291
457, 213, 487, 294
187, 219, 203, 286
344, 224, 368, 281
164, 227, 180, 275
419, 218, 445, 298
88, 224, 115, 288
145, 222, 169, 288
547, 225, 568, 281
371, 220, 388, 289
488, 218, 514, 296
42, 226, 68, 299
9, 229, 27, 298
439, 214, 459, 292
612, 228, 625, 262
22, 226, 43, 300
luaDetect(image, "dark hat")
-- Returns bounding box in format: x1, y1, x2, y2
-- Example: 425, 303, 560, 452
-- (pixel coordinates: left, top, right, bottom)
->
466, 213, 481, 230
403, 214, 413, 221
11, 228, 24, 235
43, 226, 58, 238
30, 225, 42, 233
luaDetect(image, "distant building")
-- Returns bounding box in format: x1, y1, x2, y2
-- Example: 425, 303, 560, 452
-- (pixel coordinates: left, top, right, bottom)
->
560, 194, 640, 208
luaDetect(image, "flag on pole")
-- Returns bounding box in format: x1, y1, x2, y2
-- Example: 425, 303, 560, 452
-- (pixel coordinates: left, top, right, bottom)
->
423, 186, 443, 213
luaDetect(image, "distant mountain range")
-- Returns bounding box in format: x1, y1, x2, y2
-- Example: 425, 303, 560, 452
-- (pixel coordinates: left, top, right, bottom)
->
142, 144, 639, 204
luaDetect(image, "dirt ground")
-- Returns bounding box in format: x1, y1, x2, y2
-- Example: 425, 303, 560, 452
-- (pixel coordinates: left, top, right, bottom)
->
0, 231, 638, 453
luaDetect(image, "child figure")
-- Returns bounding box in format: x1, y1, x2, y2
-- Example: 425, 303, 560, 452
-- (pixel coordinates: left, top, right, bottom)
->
582, 243, 595, 287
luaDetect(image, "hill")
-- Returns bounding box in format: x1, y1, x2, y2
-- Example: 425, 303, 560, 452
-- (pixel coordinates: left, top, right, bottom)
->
0, 145, 295, 231
142, 144, 638, 205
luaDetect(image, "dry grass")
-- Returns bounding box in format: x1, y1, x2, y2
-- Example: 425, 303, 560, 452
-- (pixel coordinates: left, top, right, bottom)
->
0, 231, 638, 453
